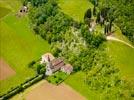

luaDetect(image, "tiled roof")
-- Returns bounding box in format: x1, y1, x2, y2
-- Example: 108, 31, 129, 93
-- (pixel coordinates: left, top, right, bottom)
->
51, 58, 65, 72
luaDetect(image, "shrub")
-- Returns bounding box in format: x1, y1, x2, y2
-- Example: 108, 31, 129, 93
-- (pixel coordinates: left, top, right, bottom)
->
46, 72, 68, 85
36, 64, 45, 74
84, 8, 92, 19
54, 75, 56, 78
1, 74, 44, 99
28, 60, 36, 68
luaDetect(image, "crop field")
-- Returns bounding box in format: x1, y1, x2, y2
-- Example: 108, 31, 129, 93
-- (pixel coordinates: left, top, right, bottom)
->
26, 81, 85, 100
11, 80, 86, 100
0, 58, 15, 80
0, 1, 50, 95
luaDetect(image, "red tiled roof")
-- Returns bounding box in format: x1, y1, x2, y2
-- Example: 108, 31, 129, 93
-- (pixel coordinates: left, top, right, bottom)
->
51, 58, 65, 72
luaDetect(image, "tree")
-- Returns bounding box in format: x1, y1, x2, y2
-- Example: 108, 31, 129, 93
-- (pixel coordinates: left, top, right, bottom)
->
98, 0, 134, 44
36, 64, 45, 74
84, 8, 92, 19
90, 0, 98, 6
24, 0, 47, 7
28, 60, 36, 68
96, 12, 100, 23
93, 6, 96, 16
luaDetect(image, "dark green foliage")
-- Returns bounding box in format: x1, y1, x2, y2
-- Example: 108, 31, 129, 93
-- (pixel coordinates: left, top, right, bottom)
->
72, 21, 80, 29
28, 1, 73, 44
28, 2, 58, 26
98, 0, 134, 44
80, 24, 106, 48
109, 21, 112, 32
24, 0, 48, 6
104, 24, 107, 35
84, 8, 92, 19
1, 75, 43, 99
91, 34, 106, 48
47, 72, 68, 85
28, 60, 36, 68
90, 0, 98, 6
96, 12, 100, 23
36, 64, 45, 74
51, 47, 62, 57
93, 6, 96, 16
100, 8, 109, 20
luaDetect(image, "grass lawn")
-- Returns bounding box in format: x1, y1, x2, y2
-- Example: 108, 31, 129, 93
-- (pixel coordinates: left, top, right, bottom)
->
113, 25, 133, 45
65, 71, 103, 100
0, 7, 10, 18
106, 41, 134, 80
0, 0, 21, 12
0, 2, 50, 95
58, 0, 93, 22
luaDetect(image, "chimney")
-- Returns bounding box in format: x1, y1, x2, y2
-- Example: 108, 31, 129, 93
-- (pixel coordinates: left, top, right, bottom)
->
48, 55, 50, 62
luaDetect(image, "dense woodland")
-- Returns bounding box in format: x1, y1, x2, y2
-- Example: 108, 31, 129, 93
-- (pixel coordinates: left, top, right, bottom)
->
24, 0, 134, 99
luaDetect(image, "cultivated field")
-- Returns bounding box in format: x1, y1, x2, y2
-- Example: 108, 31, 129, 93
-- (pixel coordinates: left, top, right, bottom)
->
0, 58, 15, 80
11, 80, 86, 100
26, 81, 86, 100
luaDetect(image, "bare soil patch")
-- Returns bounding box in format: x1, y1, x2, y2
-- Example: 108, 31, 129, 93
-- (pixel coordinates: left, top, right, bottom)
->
26, 81, 86, 100
0, 58, 16, 80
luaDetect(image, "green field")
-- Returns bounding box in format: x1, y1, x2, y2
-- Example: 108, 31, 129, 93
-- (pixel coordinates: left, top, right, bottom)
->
0, 0, 21, 12
0, 2, 50, 95
106, 41, 134, 80
65, 72, 102, 100
58, 0, 93, 22
0, 7, 10, 18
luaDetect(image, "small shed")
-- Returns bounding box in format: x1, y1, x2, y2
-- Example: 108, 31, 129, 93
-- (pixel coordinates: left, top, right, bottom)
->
61, 64, 73, 74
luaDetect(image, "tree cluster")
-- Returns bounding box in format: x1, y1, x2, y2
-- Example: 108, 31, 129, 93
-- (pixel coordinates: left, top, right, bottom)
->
98, 0, 134, 44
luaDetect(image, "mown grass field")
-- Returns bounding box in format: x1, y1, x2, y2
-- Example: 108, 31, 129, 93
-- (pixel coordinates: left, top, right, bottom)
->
0, 1, 50, 95
106, 41, 134, 80
0, 7, 10, 18
65, 72, 102, 100
58, 0, 93, 22
0, 0, 21, 12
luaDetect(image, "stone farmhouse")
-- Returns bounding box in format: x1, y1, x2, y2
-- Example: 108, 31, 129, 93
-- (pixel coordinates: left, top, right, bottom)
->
41, 53, 73, 75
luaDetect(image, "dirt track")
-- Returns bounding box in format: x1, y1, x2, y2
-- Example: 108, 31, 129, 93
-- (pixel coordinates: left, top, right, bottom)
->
106, 36, 134, 48
26, 81, 86, 100
0, 58, 15, 80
